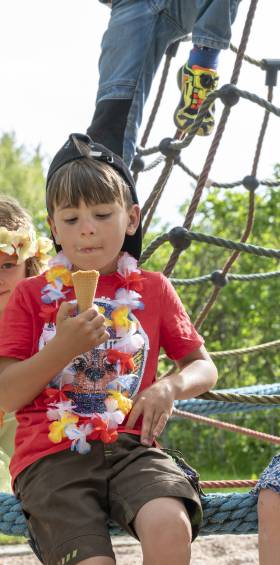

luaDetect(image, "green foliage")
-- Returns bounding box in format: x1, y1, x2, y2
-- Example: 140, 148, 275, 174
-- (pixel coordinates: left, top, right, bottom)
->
144, 181, 280, 478
0, 132, 48, 234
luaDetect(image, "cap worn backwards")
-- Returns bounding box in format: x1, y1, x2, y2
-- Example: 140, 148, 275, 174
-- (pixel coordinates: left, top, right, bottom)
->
46, 133, 142, 260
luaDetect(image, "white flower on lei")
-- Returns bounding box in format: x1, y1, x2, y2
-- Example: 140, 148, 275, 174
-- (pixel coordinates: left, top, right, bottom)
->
65, 423, 93, 454
100, 398, 125, 429
113, 288, 144, 311
48, 251, 72, 270
117, 252, 140, 277
113, 328, 145, 354
47, 400, 76, 421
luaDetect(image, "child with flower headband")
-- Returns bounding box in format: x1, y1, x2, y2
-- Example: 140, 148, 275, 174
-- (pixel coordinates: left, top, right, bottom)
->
0, 195, 52, 469
0, 135, 217, 565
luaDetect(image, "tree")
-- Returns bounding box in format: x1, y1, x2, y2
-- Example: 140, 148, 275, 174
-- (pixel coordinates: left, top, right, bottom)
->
0, 132, 48, 234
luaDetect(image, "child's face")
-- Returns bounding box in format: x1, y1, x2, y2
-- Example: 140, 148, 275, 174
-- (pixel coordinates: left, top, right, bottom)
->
0, 252, 26, 317
49, 199, 140, 274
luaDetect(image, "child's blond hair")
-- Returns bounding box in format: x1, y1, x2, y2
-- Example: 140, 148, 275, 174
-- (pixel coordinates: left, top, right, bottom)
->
0, 195, 41, 276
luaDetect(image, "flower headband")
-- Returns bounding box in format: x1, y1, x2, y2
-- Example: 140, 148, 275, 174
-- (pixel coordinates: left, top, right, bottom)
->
0, 226, 53, 265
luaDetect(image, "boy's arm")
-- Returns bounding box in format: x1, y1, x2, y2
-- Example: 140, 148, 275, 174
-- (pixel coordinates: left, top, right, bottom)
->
125, 345, 218, 446
0, 302, 109, 413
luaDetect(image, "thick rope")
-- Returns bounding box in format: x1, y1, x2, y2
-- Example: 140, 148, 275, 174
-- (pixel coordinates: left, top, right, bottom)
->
138, 86, 280, 157
0, 491, 258, 537
178, 160, 280, 189
195, 82, 273, 329
171, 270, 280, 286
200, 479, 257, 489
177, 384, 280, 415
173, 408, 280, 446
199, 391, 280, 405
230, 43, 262, 67
139, 229, 280, 265
194, 187, 256, 328
210, 339, 280, 358
141, 156, 173, 220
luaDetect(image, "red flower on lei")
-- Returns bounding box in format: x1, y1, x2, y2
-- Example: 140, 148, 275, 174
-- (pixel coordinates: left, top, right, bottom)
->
90, 415, 119, 443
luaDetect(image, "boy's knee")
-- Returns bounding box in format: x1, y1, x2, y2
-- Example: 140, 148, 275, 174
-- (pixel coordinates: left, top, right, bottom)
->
134, 497, 192, 543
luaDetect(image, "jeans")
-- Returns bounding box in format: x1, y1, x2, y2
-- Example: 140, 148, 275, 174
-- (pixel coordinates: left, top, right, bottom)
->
88, 0, 240, 165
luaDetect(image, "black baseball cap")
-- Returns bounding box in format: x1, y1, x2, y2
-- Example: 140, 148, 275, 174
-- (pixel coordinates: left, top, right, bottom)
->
46, 133, 142, 260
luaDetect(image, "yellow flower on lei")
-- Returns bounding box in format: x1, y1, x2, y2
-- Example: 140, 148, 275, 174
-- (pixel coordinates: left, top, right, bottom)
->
98, 306, 113, 328
35, 236, 53, 265
46, 265, 73, 287
107, 390, 133, 415
48, 412, 79, 444
112, 306, 131, 332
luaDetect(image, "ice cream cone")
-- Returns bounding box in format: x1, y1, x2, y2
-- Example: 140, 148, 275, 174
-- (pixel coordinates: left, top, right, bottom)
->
72, 269, 99, 312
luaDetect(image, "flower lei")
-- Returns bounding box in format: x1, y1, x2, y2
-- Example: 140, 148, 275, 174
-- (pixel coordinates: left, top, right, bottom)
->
40, 251, 145, 454
0, 226, 53, 266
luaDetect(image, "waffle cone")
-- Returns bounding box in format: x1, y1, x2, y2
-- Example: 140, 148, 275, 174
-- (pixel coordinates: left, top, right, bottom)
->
72, 269, 99, 312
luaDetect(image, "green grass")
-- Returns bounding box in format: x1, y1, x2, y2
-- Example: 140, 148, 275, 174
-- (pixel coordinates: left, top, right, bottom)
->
0, 534, 26, 545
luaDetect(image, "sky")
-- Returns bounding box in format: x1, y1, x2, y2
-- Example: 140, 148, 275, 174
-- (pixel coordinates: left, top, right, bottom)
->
1, 0, 279, 225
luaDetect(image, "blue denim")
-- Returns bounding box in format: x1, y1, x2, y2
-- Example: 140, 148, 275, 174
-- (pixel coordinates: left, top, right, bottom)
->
96, 0, 241, 165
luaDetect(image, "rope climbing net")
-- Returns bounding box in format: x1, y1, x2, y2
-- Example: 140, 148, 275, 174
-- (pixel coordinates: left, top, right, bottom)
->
1, 0, 280, 540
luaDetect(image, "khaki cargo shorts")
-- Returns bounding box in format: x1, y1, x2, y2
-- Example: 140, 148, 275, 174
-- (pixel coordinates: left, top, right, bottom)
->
15, 433, 202, 565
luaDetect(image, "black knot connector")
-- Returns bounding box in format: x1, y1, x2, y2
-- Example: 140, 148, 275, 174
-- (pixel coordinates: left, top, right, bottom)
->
242, 175, 259, 192
261, 59, 280, 87
159, 138, 181, 163
210, 270, 228, 287
168, 227, 191, 250
219, 84, 240, 107
131, 155, 145, 174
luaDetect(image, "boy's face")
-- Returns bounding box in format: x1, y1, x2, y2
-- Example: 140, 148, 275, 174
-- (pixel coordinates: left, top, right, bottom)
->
49, 199, 140, 274
0, 252, 26, 317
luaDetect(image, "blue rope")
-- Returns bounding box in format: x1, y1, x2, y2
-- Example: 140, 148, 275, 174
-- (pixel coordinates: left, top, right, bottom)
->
0, 491, 258, 537
176, 384, 280, 415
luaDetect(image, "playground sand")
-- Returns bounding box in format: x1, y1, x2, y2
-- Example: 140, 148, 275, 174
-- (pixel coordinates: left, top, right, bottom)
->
0, 534, 258, 564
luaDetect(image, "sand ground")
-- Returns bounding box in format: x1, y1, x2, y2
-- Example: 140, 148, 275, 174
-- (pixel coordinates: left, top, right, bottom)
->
0, 534, 259, 564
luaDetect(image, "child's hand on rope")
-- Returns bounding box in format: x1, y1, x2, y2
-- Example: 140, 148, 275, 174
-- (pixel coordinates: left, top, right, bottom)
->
125, 379, 175, 446
55, 301, 109, 357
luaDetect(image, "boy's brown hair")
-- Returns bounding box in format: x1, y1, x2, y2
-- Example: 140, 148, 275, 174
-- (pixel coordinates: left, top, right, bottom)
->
46, 138, 133, 219
46, 134, 142, 260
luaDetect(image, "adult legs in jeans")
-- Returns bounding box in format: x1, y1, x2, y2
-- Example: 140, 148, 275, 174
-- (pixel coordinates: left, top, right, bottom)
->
87, 0, 190, 166
87, 0, 240, 166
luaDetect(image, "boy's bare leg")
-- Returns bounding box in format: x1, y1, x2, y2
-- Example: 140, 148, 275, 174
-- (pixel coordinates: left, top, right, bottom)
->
77, 558, 115, 565
133, 497, 192, 565
258, 489, 280, 565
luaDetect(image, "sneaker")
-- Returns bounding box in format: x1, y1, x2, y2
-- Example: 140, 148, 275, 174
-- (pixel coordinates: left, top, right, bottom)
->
174, 64, 219, 135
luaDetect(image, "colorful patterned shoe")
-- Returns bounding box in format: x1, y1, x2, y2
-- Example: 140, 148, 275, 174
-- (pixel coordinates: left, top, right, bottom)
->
174, 64, 219, 136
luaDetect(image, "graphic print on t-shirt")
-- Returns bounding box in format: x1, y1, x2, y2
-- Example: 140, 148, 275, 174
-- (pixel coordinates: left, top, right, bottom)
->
39, 298, 149, 416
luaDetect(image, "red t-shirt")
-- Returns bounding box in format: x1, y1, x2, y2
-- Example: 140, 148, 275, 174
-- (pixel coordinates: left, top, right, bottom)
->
0, 269, 203, 485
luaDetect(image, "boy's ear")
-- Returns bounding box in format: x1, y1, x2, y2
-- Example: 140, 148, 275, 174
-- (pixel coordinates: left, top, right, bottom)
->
126, 204, 141, 236
47, 217, 60, 244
